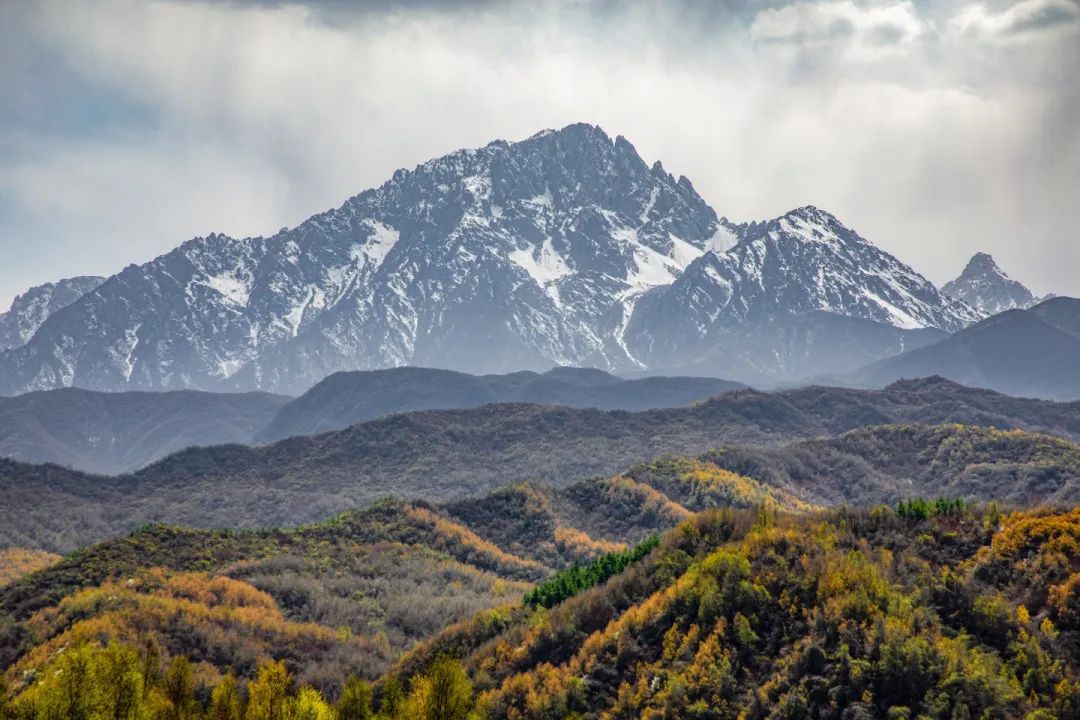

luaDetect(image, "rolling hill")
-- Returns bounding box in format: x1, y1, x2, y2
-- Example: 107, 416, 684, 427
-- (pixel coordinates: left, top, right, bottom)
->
0, 387, 289, 474
0, 367, 743, 473
7, 495, 1080, 718
0, 457, 799, 690
256, 366, 744, 442
5, 377, 1080, 552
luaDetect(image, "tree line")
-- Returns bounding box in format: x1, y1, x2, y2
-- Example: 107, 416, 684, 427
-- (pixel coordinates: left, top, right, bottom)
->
1, 640, 479, 720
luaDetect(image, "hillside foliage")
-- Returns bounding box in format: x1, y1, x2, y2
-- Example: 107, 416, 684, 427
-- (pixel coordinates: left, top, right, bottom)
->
9, 503, 1080, 719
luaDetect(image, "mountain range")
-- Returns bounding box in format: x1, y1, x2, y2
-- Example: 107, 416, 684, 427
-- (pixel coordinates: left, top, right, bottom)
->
6, 375, 1080, 553
0, 124, 998, 394
0, 366, 743, 474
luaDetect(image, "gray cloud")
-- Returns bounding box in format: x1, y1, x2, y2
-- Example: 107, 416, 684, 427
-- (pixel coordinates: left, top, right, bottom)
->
0, 0, 1077, 311
950, 0, 1080, 40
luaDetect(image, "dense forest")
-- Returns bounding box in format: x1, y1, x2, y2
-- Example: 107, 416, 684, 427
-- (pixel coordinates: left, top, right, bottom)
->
6, 501, 1080, 719
0, 457, 797, 695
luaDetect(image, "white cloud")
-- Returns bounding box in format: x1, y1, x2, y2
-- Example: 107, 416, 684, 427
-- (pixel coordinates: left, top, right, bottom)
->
0, 0, 1077, 309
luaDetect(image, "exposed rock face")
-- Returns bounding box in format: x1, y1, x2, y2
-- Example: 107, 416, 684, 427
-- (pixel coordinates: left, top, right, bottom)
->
0, 125, 977, 393
0, 276, 104, 352
942, 252, 1039, 317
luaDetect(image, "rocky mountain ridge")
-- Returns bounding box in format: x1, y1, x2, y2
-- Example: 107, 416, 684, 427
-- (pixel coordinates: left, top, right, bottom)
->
0, 124, 980, 393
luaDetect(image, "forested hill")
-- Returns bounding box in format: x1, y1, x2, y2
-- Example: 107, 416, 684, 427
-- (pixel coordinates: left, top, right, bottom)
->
5, 377, 1080, 552
8, 500, 1080, 719
0, 457, 805, 691
397, 504, 1080, 720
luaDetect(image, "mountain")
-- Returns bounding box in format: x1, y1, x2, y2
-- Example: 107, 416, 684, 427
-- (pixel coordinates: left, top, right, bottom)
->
846, 297, 1080, 399
257, 366, 743, 442
0, 124, 727, 395
0, 367, 739, 473
625, 206, 976, 381
0, 126, 975, 395
942, 252, 1039, 317
638, 310, 947, 386
0, 275, 103, 351
0, 387, 289, 475
7, 377, 1080, 552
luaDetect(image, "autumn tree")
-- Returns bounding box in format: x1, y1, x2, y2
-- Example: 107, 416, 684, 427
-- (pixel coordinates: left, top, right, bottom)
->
209, 671, 243, 720
291, 687, 334, 720
246, 660, 292, 720
407, 657, 473, 720
99, 641, 144, 720
337, 676, 374, 720
378, 676, 405, 720
159, 655, 198, 720
0, 677, 12, 720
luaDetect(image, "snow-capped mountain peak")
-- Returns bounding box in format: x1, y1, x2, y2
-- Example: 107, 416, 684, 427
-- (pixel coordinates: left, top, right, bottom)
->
0, 124, 725, 394
942, 252, 1039, 317
623, 205, 979, 372
0, 125, 986, 394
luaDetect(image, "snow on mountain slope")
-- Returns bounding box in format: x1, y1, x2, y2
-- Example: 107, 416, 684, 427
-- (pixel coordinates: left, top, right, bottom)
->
942, 252, 1039, 317
0, 276, 104, 352
0, 128, 985, 394
623, 206, 978, 377
0, 124, 723, 394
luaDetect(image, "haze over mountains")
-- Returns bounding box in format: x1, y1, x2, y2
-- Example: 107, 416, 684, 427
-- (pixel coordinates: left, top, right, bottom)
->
2, 123, 1051, 396
0, 387, 289, 475
255, 366, 743, 443
0, 367, 742, 474
845, 296, 1080, 400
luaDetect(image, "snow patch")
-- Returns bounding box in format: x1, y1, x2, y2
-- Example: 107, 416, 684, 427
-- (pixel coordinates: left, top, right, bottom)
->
708, 225, 739, 254
352, 221, 400, 272
509, 239, 573, 304
669, 235, 705, 269
640, 186, 659, 223
204, 274, 251, 306
524, 190, 554, 210
862, 289, 924, 330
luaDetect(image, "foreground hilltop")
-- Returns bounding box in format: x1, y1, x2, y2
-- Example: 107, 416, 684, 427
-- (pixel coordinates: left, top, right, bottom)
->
6, 498, 1080, 720
419, 504, 1080, 720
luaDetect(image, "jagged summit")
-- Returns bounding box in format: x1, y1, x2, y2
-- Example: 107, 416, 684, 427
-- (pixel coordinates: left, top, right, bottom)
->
0, 125, 723, 394
0, 126, 981, 394
0, 275, 105, 352
942, 252, 1038, 317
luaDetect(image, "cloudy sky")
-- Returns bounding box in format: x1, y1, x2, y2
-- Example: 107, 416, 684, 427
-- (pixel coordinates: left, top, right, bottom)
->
1, 0, 1077, 310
